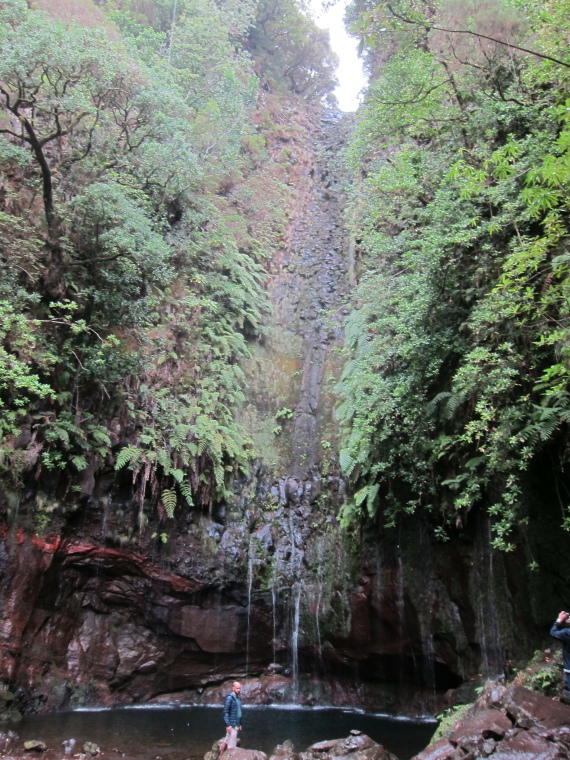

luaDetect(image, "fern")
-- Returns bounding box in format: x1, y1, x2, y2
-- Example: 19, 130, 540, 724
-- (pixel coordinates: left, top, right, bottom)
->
157, 448, 171, 472
426, 391, 452, 415
161, 488, 177, 518
339, 449, 356, 476
90, 426, 112, 447
115, 445, 143, 470
71, 455, 88, 471
178, 480, 193, 506
171, 468, 185, 483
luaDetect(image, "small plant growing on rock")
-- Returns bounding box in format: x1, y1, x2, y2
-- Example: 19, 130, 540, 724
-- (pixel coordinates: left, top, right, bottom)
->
518, 649, 563, 697
434, 703, 473, 741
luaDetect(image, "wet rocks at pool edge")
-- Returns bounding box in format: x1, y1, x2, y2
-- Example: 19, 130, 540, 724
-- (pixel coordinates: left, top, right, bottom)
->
204, 732, 398, 760
413, 682, 570, 759
201, 687, 570, 760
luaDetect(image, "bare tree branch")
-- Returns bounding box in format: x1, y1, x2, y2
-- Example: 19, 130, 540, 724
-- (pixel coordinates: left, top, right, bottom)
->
385, 4, 570, 69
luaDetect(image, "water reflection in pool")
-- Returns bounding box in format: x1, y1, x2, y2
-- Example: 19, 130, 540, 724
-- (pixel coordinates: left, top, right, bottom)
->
15, 705, 437, 760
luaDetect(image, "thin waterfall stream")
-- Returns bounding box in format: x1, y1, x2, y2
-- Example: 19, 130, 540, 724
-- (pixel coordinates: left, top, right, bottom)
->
291, 584, 302, 702
246, 538, 255, 678
232, 107, 357, 704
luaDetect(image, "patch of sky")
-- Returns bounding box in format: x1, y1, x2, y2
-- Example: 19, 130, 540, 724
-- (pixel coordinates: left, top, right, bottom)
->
310, 0, 367, 112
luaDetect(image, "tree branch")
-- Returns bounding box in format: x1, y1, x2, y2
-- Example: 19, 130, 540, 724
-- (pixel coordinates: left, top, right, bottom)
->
385, 4, 570, 69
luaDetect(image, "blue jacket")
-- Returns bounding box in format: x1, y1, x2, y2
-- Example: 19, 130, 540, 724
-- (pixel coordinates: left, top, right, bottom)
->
550, 619, 570, 672
223, 692, 242, 728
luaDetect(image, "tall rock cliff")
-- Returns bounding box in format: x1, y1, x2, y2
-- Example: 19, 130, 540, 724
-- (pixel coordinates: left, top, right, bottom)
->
0, 100, 551, 719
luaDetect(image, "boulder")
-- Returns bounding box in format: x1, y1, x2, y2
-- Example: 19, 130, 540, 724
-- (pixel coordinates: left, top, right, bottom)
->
491, 754, 555, 760
269, 739, 297, 760
306, 735, 397, 760
204, 738, 223, 760
412, 682, 570, 760
339, 748, 399, 760
503, 685, 570, 731
471, 680, 507, 711
223, 748, 268, 760
500, 729, 561, 758
448, 708, 512, 746
309, 741, 341, 753
23, 741, 46, 752
412, 738, 458, 760
330, 735, 379, 756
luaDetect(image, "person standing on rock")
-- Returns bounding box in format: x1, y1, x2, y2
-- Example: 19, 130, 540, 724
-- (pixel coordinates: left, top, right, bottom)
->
220, 681, 242, 754
550, 611, 570, 690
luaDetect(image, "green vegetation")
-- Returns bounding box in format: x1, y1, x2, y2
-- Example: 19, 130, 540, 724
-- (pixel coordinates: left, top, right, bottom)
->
517, 648, 564, 697
0, 0, 337, 527
433, 703, 472, 742
338, 0, 570, 549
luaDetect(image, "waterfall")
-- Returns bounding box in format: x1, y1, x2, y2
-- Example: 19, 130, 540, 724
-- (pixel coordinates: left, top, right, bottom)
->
417, 522, 436, 707
396, 549, 405, 634
288, 510, 297, 572
100, 496, 110, 542
272, 583, 277, 667
291, 584, 301, 702
315, 581, 322, 663
213, 592, 223, 675
313, 537, 325, 669
419, 620, 436, 706
271, 557, 280, 667
395, 542, 421, 698
246, 538, 254, 678
232, 109, 353, 700
473, 516, 505, 677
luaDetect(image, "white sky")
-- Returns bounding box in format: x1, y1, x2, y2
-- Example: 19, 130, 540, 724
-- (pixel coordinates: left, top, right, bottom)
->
310, 0, 367, 112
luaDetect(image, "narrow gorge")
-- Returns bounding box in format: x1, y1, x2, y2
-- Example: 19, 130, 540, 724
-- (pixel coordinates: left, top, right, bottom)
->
0, 104, 552, 720
1, 1, 570, 747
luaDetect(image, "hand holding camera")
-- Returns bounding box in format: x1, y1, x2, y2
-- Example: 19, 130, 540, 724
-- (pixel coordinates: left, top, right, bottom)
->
557, 611, 569, 623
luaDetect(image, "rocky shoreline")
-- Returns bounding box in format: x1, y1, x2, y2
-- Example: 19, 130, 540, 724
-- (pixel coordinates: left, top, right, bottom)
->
414, 681, 570, 759
205, 681, 570, 760
1, 681, 569, 760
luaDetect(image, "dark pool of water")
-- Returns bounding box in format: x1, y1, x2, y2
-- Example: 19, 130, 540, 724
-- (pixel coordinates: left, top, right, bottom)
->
15, 705, 437, 760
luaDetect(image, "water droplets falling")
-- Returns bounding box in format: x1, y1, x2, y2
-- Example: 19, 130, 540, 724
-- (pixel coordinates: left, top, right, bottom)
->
473, 517, 505, 678
315, 580, 323, 664
416, 522, 436, 709
271, 579, 278, 667
291, 584, 302, 702
246, 537, 255, 678
396, 545, 406, 692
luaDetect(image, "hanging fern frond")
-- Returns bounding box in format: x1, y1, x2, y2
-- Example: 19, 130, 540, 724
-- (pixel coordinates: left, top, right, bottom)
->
161, 488, 177, 519
178, 479, 193, 507
115, 445, 143, 471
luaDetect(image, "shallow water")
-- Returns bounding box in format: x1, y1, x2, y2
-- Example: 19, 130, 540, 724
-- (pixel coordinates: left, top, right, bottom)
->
15, 705, 437, 760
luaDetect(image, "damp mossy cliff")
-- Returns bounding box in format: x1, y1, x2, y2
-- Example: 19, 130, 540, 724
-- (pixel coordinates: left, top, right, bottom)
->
1, 0, 570, 719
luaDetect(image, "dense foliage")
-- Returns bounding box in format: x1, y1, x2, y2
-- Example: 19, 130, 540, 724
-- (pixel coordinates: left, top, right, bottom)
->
0, 0, 336, 531
338, 0, 570, 550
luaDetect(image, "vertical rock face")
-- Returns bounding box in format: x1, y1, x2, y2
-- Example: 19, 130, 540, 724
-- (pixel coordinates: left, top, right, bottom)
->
238, 107, 352, 481
284, 110, 351, 477
0, 104, 552, 717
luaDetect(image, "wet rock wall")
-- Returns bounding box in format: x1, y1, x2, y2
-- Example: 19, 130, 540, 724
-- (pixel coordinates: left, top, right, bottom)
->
0, 505, 529, 715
